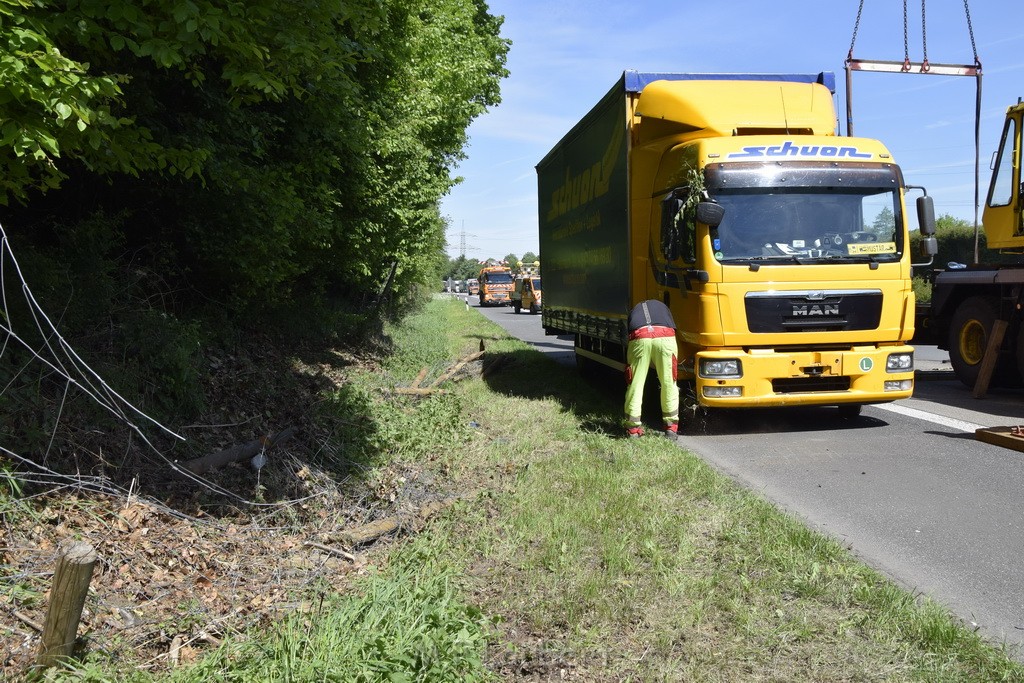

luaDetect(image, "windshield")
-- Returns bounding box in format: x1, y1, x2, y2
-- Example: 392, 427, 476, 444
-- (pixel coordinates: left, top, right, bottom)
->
532, 278, 541, 289
485, 272, 513, 284
706, 162, 903, 264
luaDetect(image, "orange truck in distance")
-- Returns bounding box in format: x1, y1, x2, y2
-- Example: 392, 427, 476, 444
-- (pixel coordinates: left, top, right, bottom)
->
477, 266, 514, 306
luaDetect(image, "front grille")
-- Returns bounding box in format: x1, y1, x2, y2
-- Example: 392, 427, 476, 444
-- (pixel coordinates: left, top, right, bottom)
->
746, 290, 882, 333
772, 376, 851, 394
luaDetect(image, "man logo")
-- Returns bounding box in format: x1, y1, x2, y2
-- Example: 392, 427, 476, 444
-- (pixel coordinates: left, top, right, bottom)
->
792, 304, 840, 316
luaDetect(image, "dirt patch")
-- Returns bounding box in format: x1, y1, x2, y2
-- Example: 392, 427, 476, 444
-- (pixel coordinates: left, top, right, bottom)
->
0, 333, 458, 678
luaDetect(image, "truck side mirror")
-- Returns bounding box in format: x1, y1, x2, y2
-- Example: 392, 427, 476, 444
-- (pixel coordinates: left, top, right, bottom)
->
916, 195, 936, 236
696, 201, 725, 228
919, 236, 938, 257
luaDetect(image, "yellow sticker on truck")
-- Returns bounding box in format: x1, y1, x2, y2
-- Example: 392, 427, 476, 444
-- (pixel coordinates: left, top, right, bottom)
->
848, 242, 897, 254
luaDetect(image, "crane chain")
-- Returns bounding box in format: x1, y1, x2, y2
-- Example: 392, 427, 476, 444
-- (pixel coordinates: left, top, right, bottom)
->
920, 1, 929, 71
963, 0, 980, 67
902, 1, 911, 71
847, 0, 864, 58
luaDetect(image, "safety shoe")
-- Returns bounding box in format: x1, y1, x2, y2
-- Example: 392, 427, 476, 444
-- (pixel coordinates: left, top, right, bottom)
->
625, 426, 644, 439
662, 424, 679, 441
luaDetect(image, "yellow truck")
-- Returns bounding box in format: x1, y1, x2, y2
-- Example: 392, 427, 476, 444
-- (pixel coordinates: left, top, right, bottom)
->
538, 71, 934, 417
511, 274, 542, 314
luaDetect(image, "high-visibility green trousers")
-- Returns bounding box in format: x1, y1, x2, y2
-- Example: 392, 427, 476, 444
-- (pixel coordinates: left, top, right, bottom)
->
623, 335, 679, 428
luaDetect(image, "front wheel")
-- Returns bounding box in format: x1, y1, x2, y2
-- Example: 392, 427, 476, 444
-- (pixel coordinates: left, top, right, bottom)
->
947, 295, 1019, 388
513, 303, 521, 313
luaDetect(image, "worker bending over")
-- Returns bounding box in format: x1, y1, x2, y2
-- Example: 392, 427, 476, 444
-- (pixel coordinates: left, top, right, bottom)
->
623, 299, 680, 440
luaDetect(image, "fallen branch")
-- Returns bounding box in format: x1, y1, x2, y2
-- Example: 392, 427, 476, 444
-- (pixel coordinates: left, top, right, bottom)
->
14, 610, 43, 633
481, 354, 513, 379
198, 631, 221, 647
334, 499, 452, 548
411, 367, 430, 388
392, 350, 484, 396
428, 350, 484, 388
168, 635, 183, 668
181, 427, 296, 475
393, 386, 446, 396
303, 540, 356, 562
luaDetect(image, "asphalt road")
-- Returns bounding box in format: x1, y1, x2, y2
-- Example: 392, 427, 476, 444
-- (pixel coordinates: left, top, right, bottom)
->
459, 293, 1024, 657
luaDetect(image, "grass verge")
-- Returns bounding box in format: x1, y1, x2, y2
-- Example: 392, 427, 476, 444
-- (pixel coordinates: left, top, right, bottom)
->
30, 297, 1024, 681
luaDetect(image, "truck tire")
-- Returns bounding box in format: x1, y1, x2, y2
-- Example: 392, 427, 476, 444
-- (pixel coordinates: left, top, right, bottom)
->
513, 303, 521, 313
948, 295, 1017, 388
530, 303, 540, 314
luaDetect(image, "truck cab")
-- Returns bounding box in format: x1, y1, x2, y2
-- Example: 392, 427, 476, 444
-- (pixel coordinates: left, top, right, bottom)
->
512, 275, 542, 314
478, 267, 514, 306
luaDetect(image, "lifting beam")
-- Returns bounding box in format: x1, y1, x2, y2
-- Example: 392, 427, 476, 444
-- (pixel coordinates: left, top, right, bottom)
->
844, 0, 982, 138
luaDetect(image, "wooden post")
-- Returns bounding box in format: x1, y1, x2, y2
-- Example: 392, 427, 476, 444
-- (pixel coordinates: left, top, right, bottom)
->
973, 319, 1008, 399
36, 541, 97, 670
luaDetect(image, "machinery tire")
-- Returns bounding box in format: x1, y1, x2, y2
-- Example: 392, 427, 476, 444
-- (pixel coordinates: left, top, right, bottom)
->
513, 303, 521, 314
530, 303, 539, 314
947, 295, 1017, 388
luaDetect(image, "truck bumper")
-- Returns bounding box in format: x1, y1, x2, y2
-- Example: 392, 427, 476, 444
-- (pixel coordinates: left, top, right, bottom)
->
692, 345, 915, 408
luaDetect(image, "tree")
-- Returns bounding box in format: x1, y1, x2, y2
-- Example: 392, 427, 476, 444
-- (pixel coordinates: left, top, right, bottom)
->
870, 206, 895, 236
521, 251, 539, 266
1, 0, 510, 313
503, 253, 520, 271
445, 255, 480, 281
0, 1, 170, 204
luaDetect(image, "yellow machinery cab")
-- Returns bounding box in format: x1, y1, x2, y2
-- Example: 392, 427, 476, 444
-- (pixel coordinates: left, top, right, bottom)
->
512, 275, 542, 314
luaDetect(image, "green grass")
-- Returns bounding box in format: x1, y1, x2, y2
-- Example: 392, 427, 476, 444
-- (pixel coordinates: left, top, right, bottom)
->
27, 297, 1024, 681
394, 299, 1023, 681
170, 542, 492, 683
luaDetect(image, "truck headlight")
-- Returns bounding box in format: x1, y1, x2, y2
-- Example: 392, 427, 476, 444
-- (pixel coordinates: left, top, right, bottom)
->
885, 379, 913, 391
699, 359, 741, 378
703, 386, 743, 397
886, 352, 913, 372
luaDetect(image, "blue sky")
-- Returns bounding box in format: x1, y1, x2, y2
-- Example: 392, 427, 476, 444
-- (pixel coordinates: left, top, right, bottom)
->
439, 0, 1024, 261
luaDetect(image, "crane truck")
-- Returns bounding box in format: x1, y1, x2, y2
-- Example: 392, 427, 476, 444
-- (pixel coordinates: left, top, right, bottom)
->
914, 99, 1024, 388
538, 71, 936, 417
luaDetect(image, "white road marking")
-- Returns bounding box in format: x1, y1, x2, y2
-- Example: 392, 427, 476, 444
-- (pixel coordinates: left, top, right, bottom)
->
874, 402, 985, 432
